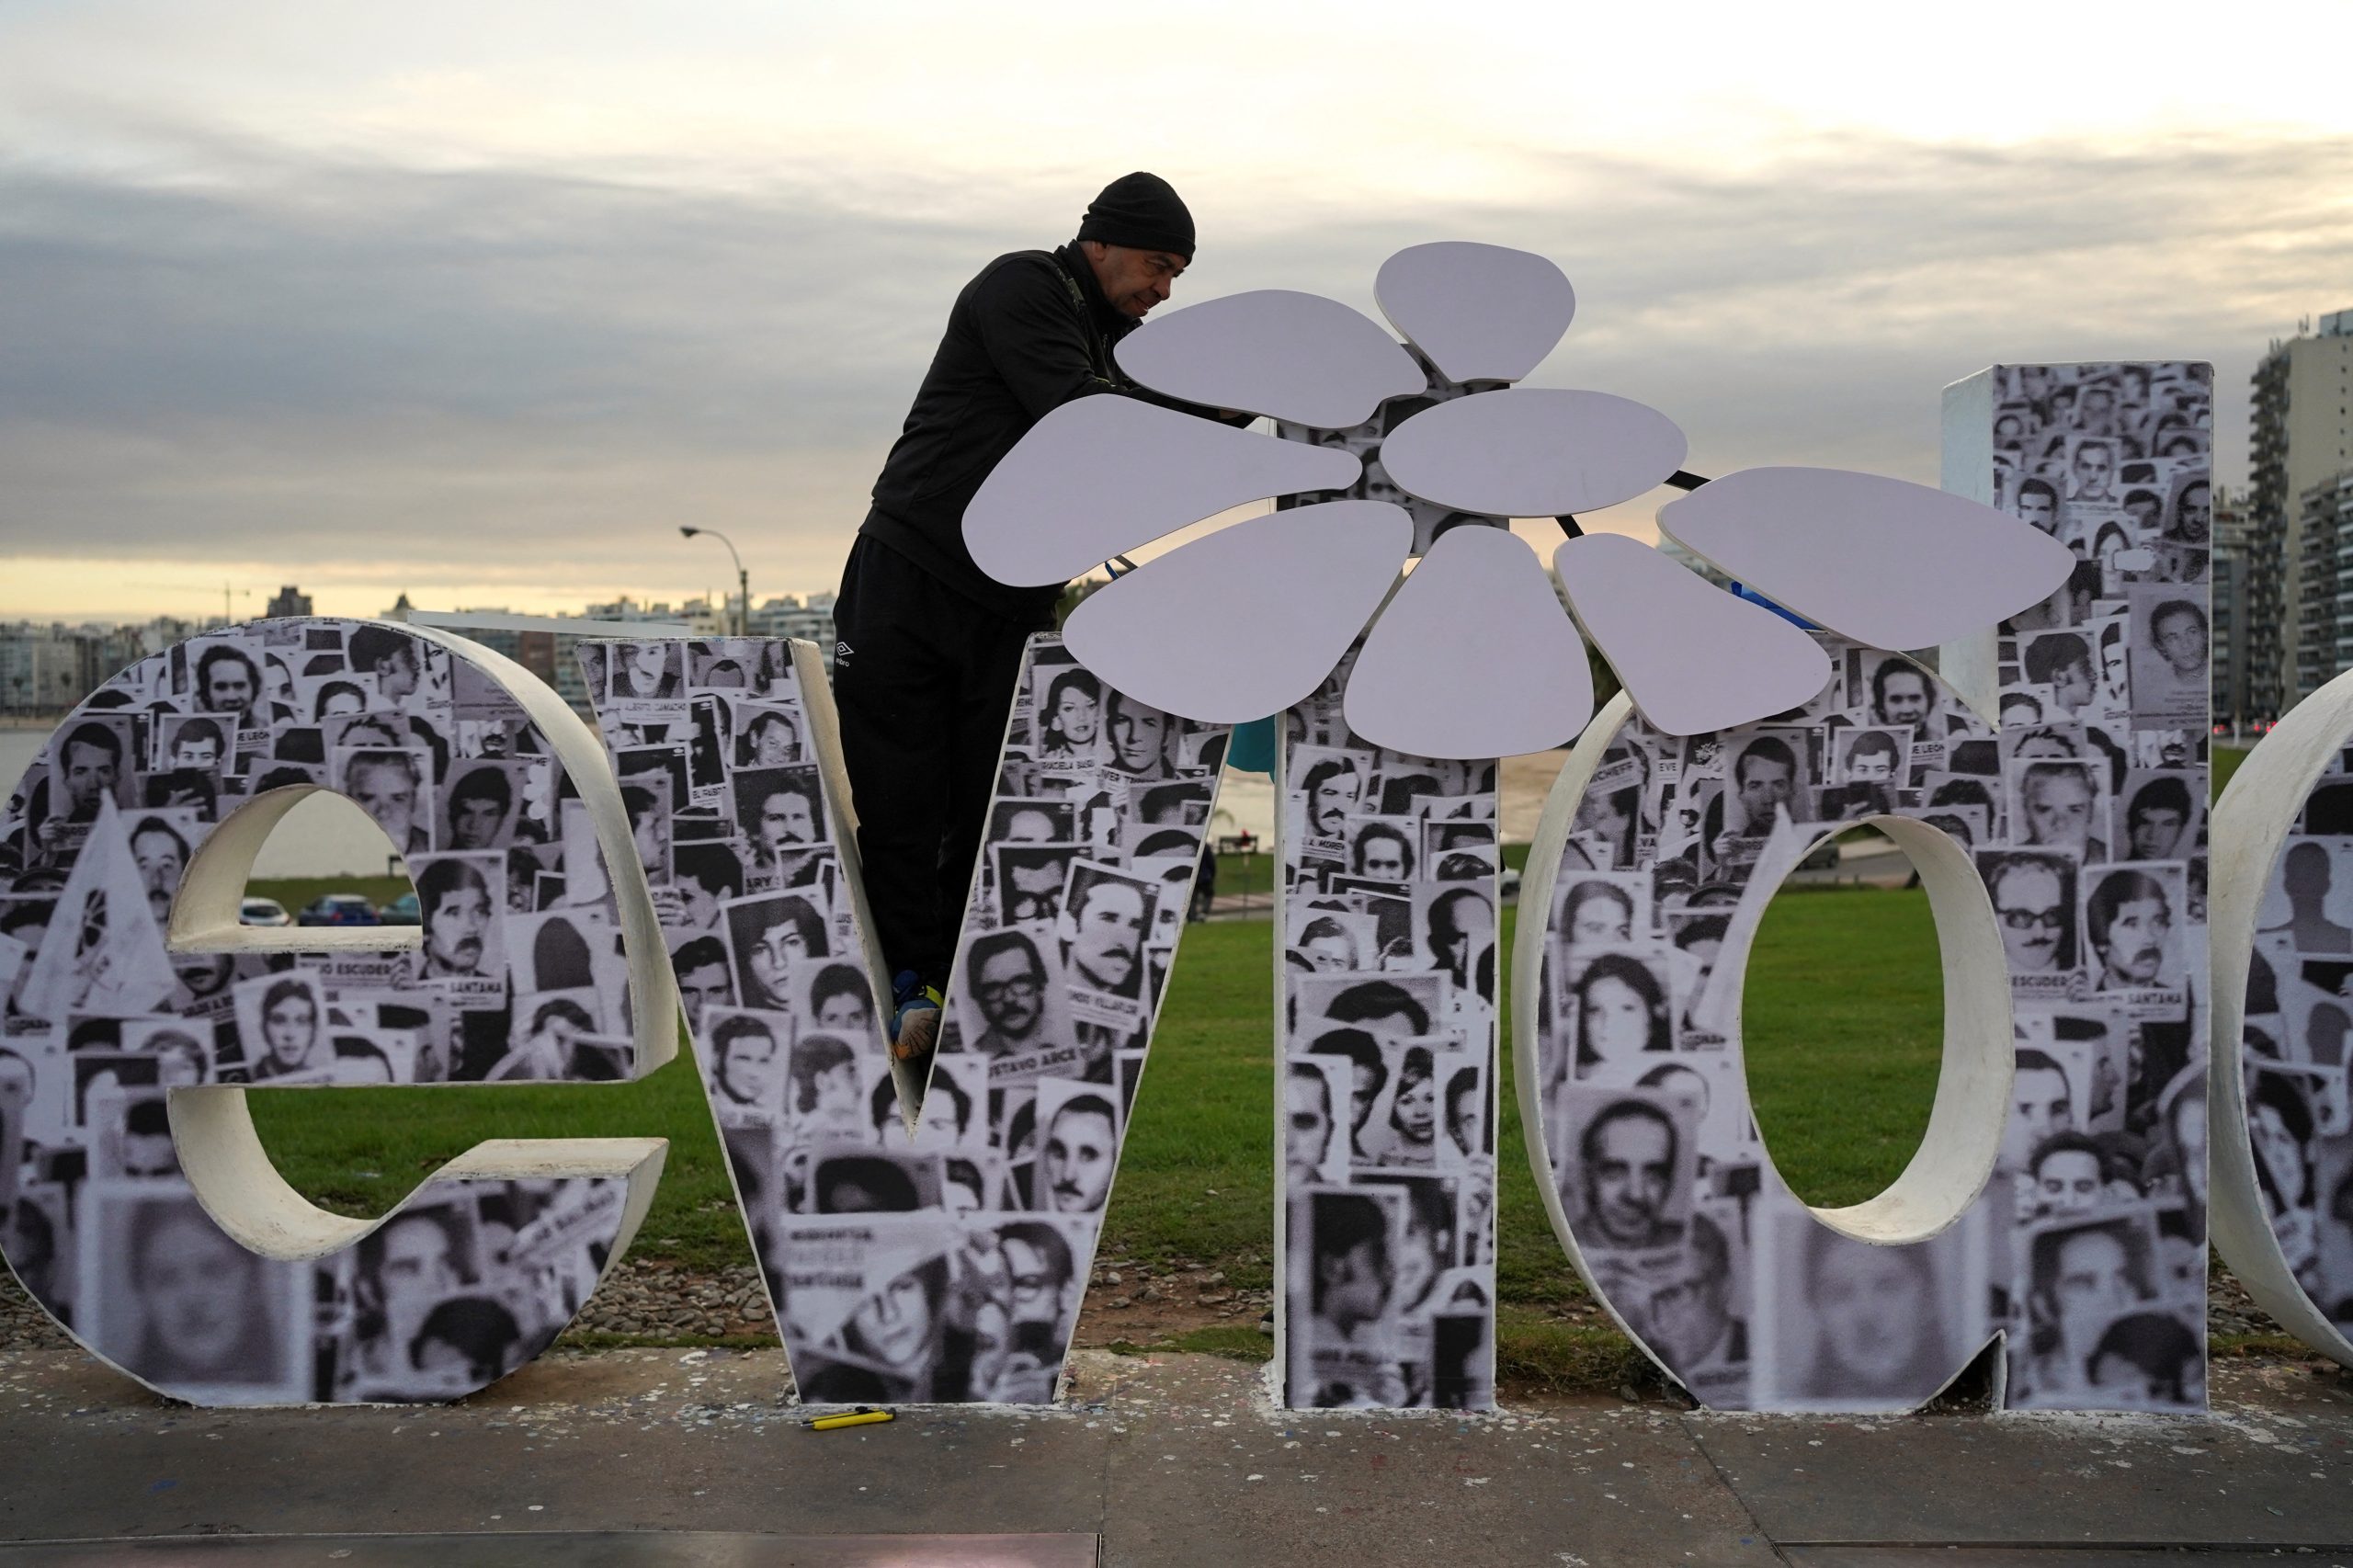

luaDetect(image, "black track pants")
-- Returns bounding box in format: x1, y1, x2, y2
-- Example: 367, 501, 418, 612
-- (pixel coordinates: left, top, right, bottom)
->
830, 534, 1043, 991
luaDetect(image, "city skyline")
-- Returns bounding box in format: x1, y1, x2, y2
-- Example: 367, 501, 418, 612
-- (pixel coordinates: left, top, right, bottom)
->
4, 3, 2349, 621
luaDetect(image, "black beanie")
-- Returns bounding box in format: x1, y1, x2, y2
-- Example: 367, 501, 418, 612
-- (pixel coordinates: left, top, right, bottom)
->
1076, 172, 1195, 258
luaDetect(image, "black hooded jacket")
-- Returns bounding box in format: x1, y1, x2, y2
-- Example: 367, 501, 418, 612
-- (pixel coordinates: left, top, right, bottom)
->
860, 241, 1224, 621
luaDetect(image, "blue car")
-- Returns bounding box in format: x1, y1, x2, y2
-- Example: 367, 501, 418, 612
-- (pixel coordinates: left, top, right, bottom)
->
296, 893, 381, 927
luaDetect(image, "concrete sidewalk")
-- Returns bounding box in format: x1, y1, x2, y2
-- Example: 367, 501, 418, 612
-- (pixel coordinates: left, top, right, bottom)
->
1, 1347, 2347, 1565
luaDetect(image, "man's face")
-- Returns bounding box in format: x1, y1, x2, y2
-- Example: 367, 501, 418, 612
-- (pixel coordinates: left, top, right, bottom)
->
1071, 881, 1146, 992
1877, 671, 1932, 726
380, 646, 421, 699
122, 1125, 179, 1177
2051, 659, 2094, 714
719, 1028, 779, 1105
2180, 484, 2211, 540
1586, 1114, 1674, 1245
2024, 772, 2095, 849
379, 1217, 460, 1322
677, 960, 732, 1026
2123, 495, 2159, 532
2153, 608, 2207, 676
426, 884, 490, 974
2018, 488, 2057, 534
752, 717, 797, 765
1044, 1106, 1117, 1211
1643, 1255, 1731, 1367
132, 829, 184, 920
170, 734, 220, 770
1448, 1086, 1484, 1157
2015, 1066, 2075, 1153
1736, 756, 1793, 828
1311, 771, 1360, 836
1108, 701, 1169, 773
265, 995, 316, 1065
2130, 805, 2188, 861
450, 787, 506, 850
1303, 931, 1355, 972
1847, 745, 1895, 784
1086, 242, 1188, 319
627, 643, 667, 691
1004, 809, 1056, 844
63, 740, 117, 812
2074, 444, 2112, 494
1287, 1071, 1334, 1179
2101, 639, 2129, 692
140, 1217, 249, 1374
1358, 832, 1407, 882
1006, 858, 1065, 924
975, 946, 1044, 1037
760, 790, 815, 852
350, 760, 417, 844
203, 660, 255, 718
2098, 894, 2171, 987
679, 874, 722, 931
2034, 1149, 2105, 1212
852, 1267, 935, 1368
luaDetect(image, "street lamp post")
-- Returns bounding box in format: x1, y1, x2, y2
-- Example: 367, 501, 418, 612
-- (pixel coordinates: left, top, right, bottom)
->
679, 527, 749, 636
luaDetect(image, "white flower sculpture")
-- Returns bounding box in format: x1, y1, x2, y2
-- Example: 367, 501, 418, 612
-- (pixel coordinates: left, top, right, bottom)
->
964, 243, 2073, 760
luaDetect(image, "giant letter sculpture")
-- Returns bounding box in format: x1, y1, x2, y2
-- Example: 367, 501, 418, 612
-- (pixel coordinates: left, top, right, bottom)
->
1518, 361, 2214, 1412
0, 619, 672, 1404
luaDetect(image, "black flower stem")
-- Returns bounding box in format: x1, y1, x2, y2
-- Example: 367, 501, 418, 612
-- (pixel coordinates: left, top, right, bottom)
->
1553, 471, 1711, 538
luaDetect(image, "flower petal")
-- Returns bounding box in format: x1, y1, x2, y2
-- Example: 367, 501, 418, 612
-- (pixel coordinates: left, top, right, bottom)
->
1552, 532, 1833, 736
1655, 466, 2078, 651
1374, 242, 1575, 384
965, 397, 1360, 586
1064, 501, 1410, 725
1344, 527, 1593, 758
1378, 388, 1688, 517
1114, 290, 1427, 429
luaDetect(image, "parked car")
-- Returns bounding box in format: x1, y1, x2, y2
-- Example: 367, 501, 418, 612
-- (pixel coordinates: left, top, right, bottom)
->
296, 893, 381, 927
377, 892, 421, 926
239, 897, 291, 927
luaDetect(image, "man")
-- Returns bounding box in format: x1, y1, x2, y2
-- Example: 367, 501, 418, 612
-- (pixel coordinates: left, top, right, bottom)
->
166, 718, 227, 772
119, 1095, 180, 1177
672, 935, 734, 1029
2124, 775, 2195, 861
743, 709, 801, 767
997, 1218, 1077, 1384
250, 977, 324, 1079
2140, 599, 2209, 702
1870, 661, 1938, 729
1636, 1211, 1745, 1373
1350, 822, 1414, 883
710, 1014, 782, 1114
2015, 477, 2061, 538
1105, 690, 1175, 779
1731, 737, 1797, 835
57, 722, 122, 822
347, 750, 429, 856
2024, 633, 2097, 718
810, 963, 876, 1036
1307, 1028, 1387, 1163
418, 858, 493, 979
672, 842, 744, 935
751, 774, 820, 869
1041, 1092, 1118, 1212
1287, 1062, 1338, 1187
129, 816, 189, 922
1427, 886, 1494, 998
2003, 1047, 2076, 1175
1444, 1065, 1483, 1160
965, 931, 1051, 1058
354, 1210, 467, 1386
2071, 438, 2116, 502
2263, 841, 2353, 954
349, 626, 424, 709
831, 173, 1232, 1062
2018, 761, 2104, 859
1573, 1098, 1684, 1250
1324, 980, 1431, 1045
445, 765, 515, 851
1063, 871, 1148, 997
194, 644, 265, 729
1000, 849, 1072, 925
2027, 1131, 2108, 1215
2087, 869, 2173, 992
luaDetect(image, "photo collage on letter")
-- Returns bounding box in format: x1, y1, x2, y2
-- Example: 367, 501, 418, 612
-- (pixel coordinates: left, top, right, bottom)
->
1535, 363, 2211, 1413
1279, 652, 1500, 1411
2242, 759, 2353, 1344
0, 618, 643, 1403
605, 633, 1223, 1404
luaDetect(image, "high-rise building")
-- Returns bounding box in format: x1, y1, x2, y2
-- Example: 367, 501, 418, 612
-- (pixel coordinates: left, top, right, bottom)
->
2211, 487, 2252, 730
2303, 471, 2353, 694
2249, 308, 2353, 712
265, 585, 313, 618
746, 593, 840, 669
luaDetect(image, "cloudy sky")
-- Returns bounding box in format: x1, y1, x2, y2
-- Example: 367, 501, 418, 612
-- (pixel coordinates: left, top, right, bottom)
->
3, 1, 2347, 623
